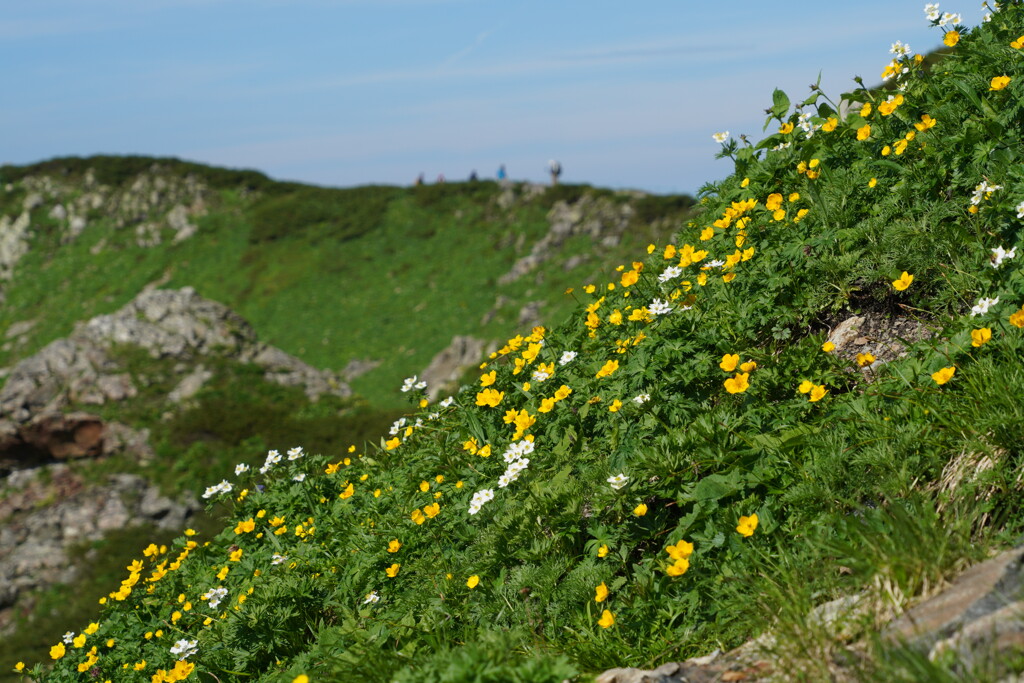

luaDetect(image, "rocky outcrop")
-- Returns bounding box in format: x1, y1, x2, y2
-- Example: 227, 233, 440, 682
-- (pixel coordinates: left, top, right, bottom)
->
0, 287, 350, 472
0, 464, 196, 631
419, 335, 491, 401
596, 546, 1024, 682
499, 194, 640, 285
0, 287, 350, 424
825, 312, 933, 371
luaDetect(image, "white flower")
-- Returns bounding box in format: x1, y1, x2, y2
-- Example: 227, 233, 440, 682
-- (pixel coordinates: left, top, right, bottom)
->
287, 446, 304, 460
363, 591, 380, 604
260, 449, 282, 474
201, 586, 228, 608
400, 376, 419, 392
970, 180, 1002, 205
415, 380, 427, 390
1015, 201, 1024, 219
559, 351, 577, 366
499, 458, 531, 487
632, 393, 650, 404
924, 3, 940, 21
648, 299, 673, 316
890, 40, 911, 56
531, 368, 551, 382
712, 131, 729, 143
658, 266, 682, 283
990, 246, 1017, 268
468, 488, 495, 515
439, 396, 455, 408
939, 11, 961, 25
502, 439, 535, 463
389, 417, 407, 436
607, 473, 629, 490
771, 141, 792, 152
203, 479, 233, 498
169, 638, 198, 660
971, 296, 1000, 316
271, 553, 288, 565
234, 463, 249, 476
62, 631, 75, 644
293, 473, 306, 482
428, 412, 440, 420
704, 259, 726, 269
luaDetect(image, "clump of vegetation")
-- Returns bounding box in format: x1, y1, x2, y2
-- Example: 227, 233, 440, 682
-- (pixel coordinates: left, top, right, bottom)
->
12, 5, 1024, 682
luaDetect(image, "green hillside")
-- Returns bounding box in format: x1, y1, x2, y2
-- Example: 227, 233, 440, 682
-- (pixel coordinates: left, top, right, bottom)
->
10, 6, 1024, 682
0, 162, 689, 409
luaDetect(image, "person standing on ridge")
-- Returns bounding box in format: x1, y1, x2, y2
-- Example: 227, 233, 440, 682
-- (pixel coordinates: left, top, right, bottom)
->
548, 160, 562, 186
497, 164, 506, 181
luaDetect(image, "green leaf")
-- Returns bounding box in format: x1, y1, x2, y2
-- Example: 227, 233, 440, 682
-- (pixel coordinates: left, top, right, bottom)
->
772, 88, 791, 119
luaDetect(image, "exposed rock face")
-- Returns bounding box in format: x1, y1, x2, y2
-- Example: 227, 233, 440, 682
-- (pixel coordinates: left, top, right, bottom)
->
596, 546, 1024, 681
0, 288, 350, 473
0, 287, 350, 424
499, 194, 639, 285
826, 312, 933, 371
0, 465, 196, 629
419, 335, 491, 401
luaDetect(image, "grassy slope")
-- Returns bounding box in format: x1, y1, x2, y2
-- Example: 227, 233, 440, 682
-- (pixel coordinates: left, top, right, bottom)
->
11, 7, 1024, 682
0, 175, 685, 410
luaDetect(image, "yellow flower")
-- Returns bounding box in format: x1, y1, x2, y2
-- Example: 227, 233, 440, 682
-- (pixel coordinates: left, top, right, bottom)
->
385, 437, 401, 450
424, 502, 440, 518
856, 353, 875, 367
293, 675, 310, 683
699, 226, 715, 241
881, 145, 891, 156
14, 662, 24, 672
477, 444, 491, 457
932, 366, 956, 385
598, 610, 615, 628
740, 177, 750, 187
798, 380, 813, 394
388, 539, 401, 553
860, 103, 872, 117
892, 271, 914, 291
821, 117, 838, 132
739, 360, 757, 373
479, 370, 496, 386
736, 514, 758, 537
856, 124, 871, 141
410, 509, 425, 525
608, 399, 622, 413
779, 122, 794, 134
971, 328, 992, 348
868, 177, 877, 188
666, 557, 690, 577
229, 548, 243, 562
597, 544, 609, 558
462, 438, 478, 454
419, 480, 430, 492
765, 193, 783, 211
666, 540, 693, 560
893, 139, 908, 155
915, 114, 937, 131
1009, 307, 1024, 328
339, 482, 354, 499
84, 622, 100, 635
724, 372, 750, 394
809, 385, 828, 402
633, 503, 648, 517
943, 30, 959, 47
990, 75, 1011, 91
385, 563, 401, 577
719, 353, 739, 372
538, 397, 556, 413
50, 643, 66, 660
594, 582, 609, 602
475, 388, 505, 407
822, 342, 835, 352
1012, 35, 1024, 49
595, 360, 619, 379
620, 270, 639, 287
466, 575, 480, 589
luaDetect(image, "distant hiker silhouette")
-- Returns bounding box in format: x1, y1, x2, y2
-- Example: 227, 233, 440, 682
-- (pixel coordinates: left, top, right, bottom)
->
414, 173, 424, 186
497, 164, 506, 181
436, 173, 446, 184
548, 160, 562, 186
469, 170, 478, 182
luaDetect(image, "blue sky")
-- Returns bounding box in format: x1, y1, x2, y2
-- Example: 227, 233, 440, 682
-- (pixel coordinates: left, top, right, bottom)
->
0, 1, 988, 195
